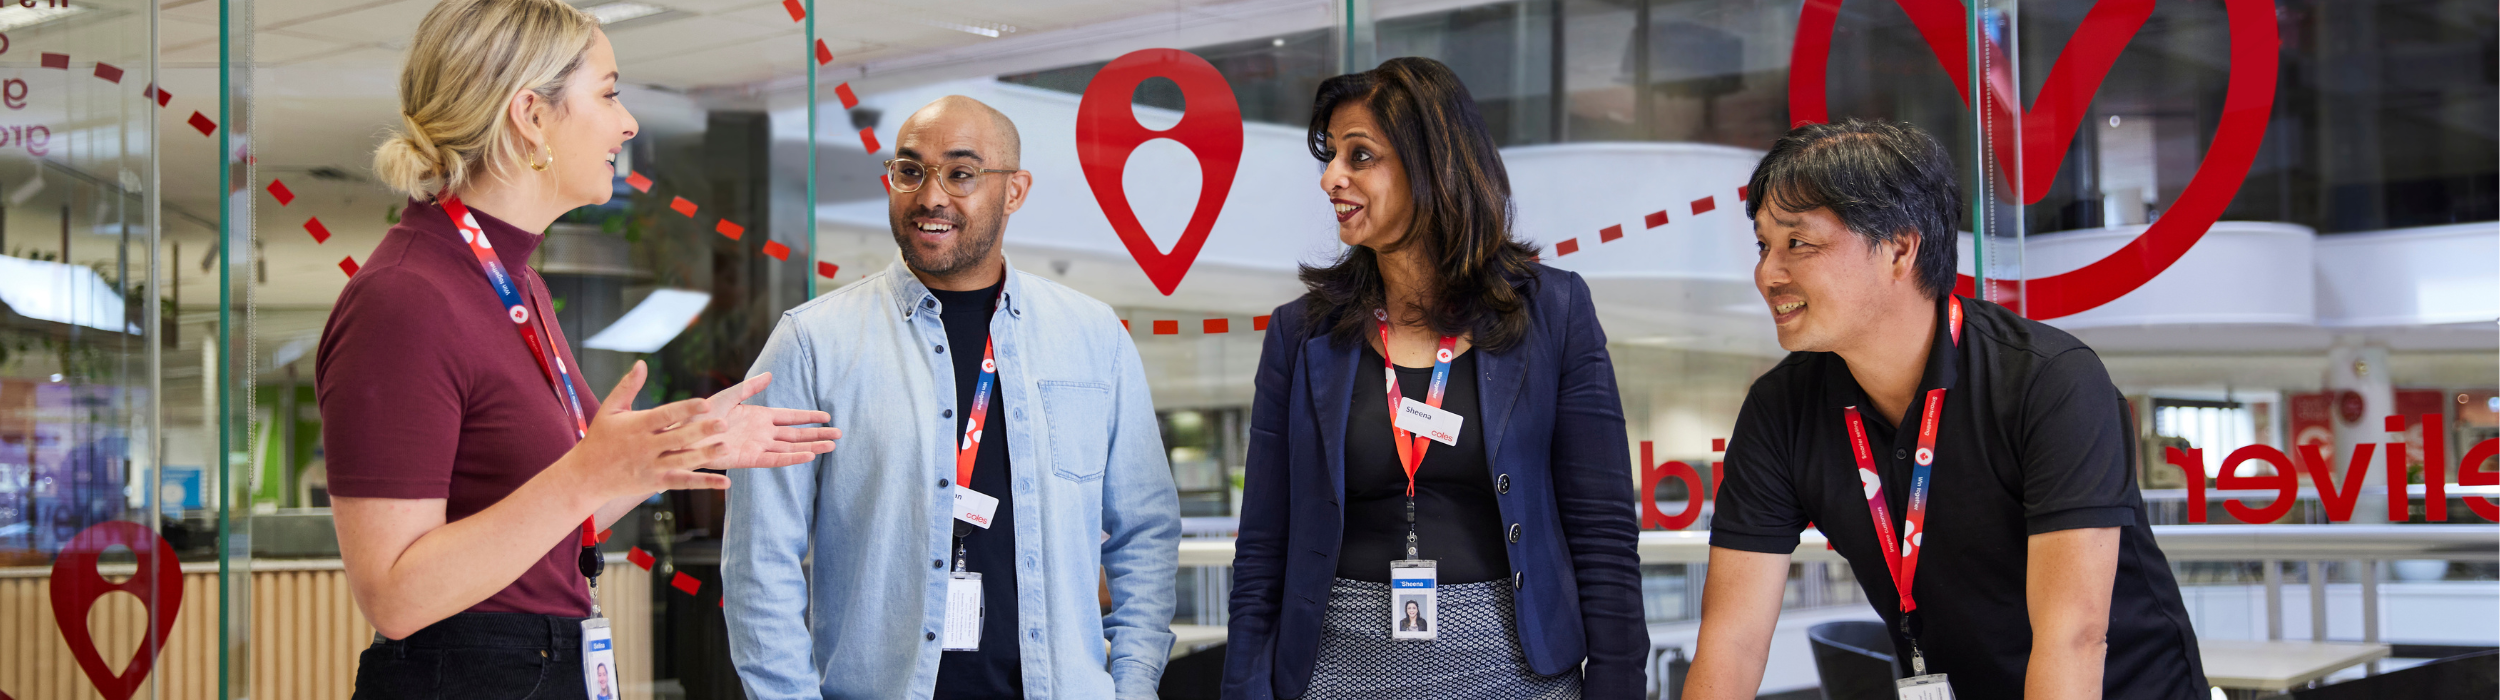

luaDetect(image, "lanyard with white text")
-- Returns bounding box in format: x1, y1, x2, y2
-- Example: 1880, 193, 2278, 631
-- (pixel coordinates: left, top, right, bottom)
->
1841, 296, 1962, 674
1375, 310, 1457, 560
950, 290, 1007, 571
442, 196, 605, 603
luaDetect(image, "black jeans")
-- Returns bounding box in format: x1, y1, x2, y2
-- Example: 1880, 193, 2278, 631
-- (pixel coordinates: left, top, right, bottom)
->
352, 613, 593, 700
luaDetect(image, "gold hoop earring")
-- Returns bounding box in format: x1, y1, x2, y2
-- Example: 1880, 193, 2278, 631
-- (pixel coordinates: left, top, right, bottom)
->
528, 147, 553, 172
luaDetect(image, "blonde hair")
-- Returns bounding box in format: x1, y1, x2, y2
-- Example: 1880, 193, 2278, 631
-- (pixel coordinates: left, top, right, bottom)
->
374, 0, 598, 199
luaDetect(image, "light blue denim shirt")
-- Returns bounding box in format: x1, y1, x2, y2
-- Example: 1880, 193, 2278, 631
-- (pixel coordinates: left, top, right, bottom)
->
723, 259, 1180, 700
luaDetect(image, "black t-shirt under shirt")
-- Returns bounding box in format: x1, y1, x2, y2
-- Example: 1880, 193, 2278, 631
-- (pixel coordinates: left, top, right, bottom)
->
1711, 296, 2206, 699
929, 282, 1023, 699
1339, 345, 1511, 584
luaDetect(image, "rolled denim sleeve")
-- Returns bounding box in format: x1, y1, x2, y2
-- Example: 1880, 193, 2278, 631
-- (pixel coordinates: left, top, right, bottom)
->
723, 314, 827, 700
1099, 316, 1181, 699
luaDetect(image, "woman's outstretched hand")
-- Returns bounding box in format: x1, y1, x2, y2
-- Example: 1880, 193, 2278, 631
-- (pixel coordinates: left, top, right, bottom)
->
688, 372, 840, 471
567, 360, 731, 496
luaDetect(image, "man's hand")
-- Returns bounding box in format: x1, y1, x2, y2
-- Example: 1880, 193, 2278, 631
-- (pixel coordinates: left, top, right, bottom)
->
2025, 527, 2118, 700
683, 373, 841, 470
1683, 547, 1794, 700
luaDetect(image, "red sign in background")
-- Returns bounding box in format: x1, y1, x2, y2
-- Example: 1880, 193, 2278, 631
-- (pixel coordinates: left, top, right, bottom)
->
1075, 49, 1244, 296
1789, 0, 2279, 319
48, 521, 183, 700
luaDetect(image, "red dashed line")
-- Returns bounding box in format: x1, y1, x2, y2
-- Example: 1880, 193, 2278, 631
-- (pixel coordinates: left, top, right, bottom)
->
267, 180, 294, 206
39, 53, 65, 69
1573, 186, 1750, 253
93, 63, 122, 84
715, 219, 744, 240
143, 83, 169, 107
187, 112, 216, 137
1597, 224, 1623, 243
1151, 320, 1178, 335
835, 83, 859, 110
303, 217, 331, 244
626, 171, 652, 193
337, 257, 359, 277
1121, 320, 1131, 331
815, 39, 834, 66
858, 127, 881, 154
1644, 211, 1668, 229
1736, 185, 1749, 201
627, 546, 655, 571
669, 196, 698, 217
781, 0, 806, 21
1554, 239, 1581, 256
1690, 196, 1716, 215
762, 241, 791, 261
816, 261, 840, 278
1253, 315, 1271, 331
1202, 318, 1229, 333
671, 571, 702, 596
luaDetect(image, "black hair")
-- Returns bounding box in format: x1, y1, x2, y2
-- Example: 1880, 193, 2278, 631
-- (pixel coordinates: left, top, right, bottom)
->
1299, 57, 1540, 351
1744, 118, 1961, 299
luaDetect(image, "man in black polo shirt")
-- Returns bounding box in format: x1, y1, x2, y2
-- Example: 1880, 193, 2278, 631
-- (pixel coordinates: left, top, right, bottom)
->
1684, 119, 2205, 699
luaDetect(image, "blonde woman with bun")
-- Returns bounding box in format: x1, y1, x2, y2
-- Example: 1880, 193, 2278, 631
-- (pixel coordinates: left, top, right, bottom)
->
316, 1, 840, 696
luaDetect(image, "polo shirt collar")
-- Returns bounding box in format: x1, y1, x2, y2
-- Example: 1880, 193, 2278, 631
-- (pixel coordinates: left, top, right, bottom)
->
1837, 294, 1966, 430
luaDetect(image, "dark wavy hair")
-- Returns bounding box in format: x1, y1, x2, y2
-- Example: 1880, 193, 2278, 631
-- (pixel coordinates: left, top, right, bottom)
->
1743, 118, 1961, 299
1299, 57, 1540, 351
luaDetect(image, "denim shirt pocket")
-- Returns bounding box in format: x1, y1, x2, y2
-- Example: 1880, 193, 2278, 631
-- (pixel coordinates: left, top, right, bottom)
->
1038, 379, 1113, 482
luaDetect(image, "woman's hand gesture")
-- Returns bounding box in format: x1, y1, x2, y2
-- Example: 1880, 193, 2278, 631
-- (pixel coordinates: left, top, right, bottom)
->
686, 372, 841, 470
564, 361, 734, 496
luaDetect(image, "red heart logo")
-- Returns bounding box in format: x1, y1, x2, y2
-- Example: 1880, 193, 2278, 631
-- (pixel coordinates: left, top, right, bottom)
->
1076, 49, 1244, 296
1790, 0, 2278, 319
49, 521, 184, 700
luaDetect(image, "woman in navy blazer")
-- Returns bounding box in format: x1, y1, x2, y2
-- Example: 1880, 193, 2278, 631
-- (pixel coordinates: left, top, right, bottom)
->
1222, 57, 1648, 699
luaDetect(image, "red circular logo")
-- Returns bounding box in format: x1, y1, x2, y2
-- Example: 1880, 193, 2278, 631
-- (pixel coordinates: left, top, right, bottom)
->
2336, 390, 2366, 425
509, 305, 529, 324
1789, 0, 2278, 319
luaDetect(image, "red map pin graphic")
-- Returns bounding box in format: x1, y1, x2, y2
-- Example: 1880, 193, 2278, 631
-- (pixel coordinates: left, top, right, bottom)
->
1076, 48, 1242, 296
50, 521, 183, 700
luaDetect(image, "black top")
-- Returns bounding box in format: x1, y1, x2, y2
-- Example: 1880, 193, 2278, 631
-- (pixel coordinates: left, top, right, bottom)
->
1712, 296, 2205, 699
1339, 344, 1510, 584
929, 282, 1024, 699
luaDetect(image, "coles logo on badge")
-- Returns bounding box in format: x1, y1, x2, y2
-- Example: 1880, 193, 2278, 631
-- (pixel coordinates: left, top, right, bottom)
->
508, 305, 529, 324
1788, 0, 2277, 319
982, 358, 995, 373
1914, 447, 1934, 466
1435, 348, 1452, 363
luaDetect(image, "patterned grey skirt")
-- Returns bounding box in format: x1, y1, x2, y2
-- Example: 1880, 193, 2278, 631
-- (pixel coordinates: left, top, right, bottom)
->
1302, 578, 1584, 700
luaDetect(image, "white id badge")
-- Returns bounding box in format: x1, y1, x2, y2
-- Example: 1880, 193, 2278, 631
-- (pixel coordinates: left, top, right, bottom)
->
1896, 674, 1953, 700
1394, 398, 1464, 446
581, 618, 620, 700
943, 572, 984, 651
1388, 560, 1438, 641
953, 487, 1000, 529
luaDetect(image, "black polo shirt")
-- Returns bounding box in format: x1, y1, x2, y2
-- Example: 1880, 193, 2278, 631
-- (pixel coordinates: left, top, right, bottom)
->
1712, 295, 2206, 699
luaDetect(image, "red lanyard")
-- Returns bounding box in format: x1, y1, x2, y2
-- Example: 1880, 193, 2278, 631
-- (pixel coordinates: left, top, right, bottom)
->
441, 196, 598, 547
952, 291, 1008, 487
1842, 297, 1962, 616
1374, 310, 1458, 498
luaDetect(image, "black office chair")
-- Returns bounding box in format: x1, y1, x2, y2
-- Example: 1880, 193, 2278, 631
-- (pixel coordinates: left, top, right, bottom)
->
1807, 621, 1901, 700
2286, 650, 2497, 700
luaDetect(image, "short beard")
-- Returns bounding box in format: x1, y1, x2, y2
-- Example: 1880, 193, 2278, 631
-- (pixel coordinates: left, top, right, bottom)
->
891, 205, 1004, 280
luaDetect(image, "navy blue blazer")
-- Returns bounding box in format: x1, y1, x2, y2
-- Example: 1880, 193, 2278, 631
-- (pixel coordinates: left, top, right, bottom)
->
1221, 266, 1649, 699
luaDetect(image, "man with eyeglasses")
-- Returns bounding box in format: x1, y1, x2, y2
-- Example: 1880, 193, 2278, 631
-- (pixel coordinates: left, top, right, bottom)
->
724, 95, 1181, 700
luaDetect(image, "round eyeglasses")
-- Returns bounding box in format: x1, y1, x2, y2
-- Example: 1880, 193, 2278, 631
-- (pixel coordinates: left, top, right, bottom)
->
883, 158, 1018, 197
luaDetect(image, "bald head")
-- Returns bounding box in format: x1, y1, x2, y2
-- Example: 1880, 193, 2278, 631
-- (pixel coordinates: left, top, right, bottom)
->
897, 95, 1020, 170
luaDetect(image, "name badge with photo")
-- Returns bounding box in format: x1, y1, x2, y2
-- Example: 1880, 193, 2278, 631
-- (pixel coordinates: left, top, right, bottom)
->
581, 618, 620, 700
1394, 398, 1464, 446
1388, 560, 1438, 641
1896, 674, 1953, 700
